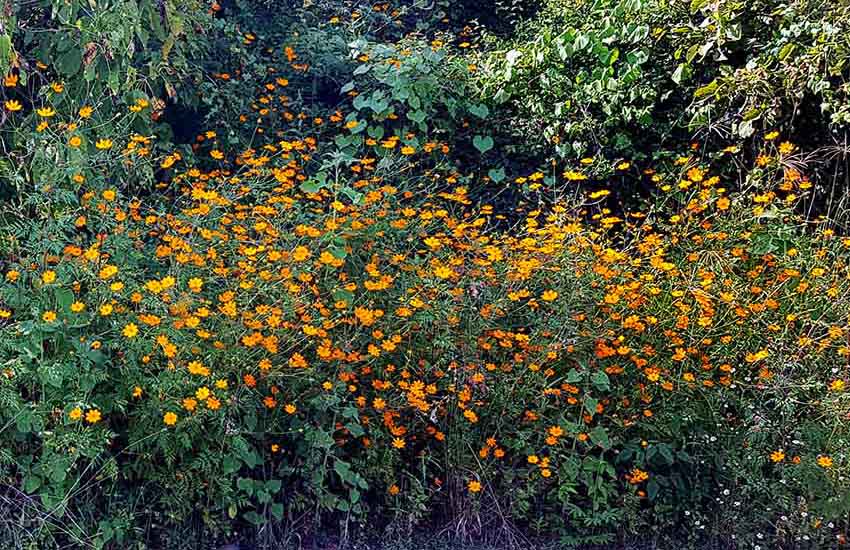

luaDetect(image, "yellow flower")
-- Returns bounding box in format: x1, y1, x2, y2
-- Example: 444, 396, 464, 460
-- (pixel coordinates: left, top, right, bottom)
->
36, 107, 56, 117
69, 135, 82, 148
770, 450, 785, 463
70, 301, 85, 313
467, 480, 482, 493
817, 455, 833, 468
778, 141, 796, 156
98, 265, 119, 279
79, 105, 93, 118
99, 303, 114, 316
85, 409, 102, 424
188, 277, 203, 292
292, 246, 311, 261
132, 386, 143, 398
195, 386, 211, 400
627, 468, 649, 484
69, 407, 83, 421
95, 138, 113, 150
163, 412, 178, 426
188, 361, 210, 376
42, 310, 57, 323
830, 379, 845, 392
433, 265, 453, 279
392, 437, 405, 449
541, 290, 558, 301
5, 99, 22, 112
122, 323, 139, 338
42, 270, 57, 284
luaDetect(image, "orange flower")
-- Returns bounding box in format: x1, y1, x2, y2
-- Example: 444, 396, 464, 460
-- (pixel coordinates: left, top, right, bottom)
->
85, 409, 102, 424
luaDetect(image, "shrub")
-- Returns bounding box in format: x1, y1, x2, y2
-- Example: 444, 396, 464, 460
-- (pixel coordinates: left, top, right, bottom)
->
1, 2, 850, 549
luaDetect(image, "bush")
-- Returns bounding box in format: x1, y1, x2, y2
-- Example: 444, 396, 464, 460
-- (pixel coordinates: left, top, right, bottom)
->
1, 2, 850, 549
475, 0, 850, 161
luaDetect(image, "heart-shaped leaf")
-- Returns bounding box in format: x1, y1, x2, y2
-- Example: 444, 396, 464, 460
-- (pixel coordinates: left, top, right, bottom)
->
487, 167, 505, 183
469, 103, 489, 119
473, 135, 494, 154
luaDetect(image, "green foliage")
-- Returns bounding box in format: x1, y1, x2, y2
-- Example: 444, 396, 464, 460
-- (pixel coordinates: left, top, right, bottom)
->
0, 0, 213, 103
477, 0, 850, 165
1, 1, 850, 549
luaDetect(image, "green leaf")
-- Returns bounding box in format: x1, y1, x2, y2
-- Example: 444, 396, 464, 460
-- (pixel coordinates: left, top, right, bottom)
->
473, 135, 494, 154
647, 478, 660, 500
39, 363, 64, 389
671, 63, 690, 85
0, 34, 11, 75
407, 110, 426, 123
244, 510, 264, 525
334, 460, 353, 484
352, 94, 368, 110
222, 455, 240, 475
487, 167, 506, 183
237, 477, 254, 495
299, 180, 322, 194
589, 427, 610, 449
591, 370, 610, 391
367, 124, 385, 140
468, 104, 489, 119
56, 288, 74, 311
694, 79, 718, 99
345, 421, 365, 437
778, 43, 796, 61
329, 246, 347, 260
565, 368, 582, 383
24, 475, 42, 493
270, 502, 284, 520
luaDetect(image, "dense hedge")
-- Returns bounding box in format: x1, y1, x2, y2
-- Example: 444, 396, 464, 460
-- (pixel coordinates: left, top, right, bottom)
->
1, 1, 849, 549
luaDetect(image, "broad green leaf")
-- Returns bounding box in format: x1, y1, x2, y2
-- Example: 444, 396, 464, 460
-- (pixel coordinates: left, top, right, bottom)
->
473, 135, 494, 154
487, 167, 506, 183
